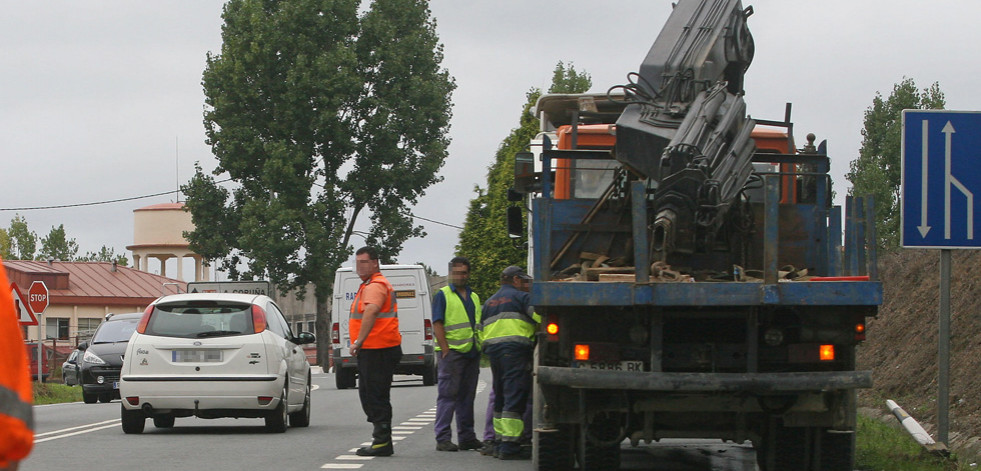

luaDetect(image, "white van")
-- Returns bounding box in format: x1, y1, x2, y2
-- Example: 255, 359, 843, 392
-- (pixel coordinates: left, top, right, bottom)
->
330, 265, 436, 389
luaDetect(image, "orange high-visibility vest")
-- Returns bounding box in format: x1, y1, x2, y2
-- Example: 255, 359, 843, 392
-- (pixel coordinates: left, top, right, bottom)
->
349, 272, 401, 349
0, 259, 34, 467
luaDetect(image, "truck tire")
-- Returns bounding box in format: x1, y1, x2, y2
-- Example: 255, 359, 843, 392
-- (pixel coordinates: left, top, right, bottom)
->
533, 425, 575, 470
335, 366, 357, 390
153, 415, 175, 428
818, 429, 854, 471
579, 416, 622, 470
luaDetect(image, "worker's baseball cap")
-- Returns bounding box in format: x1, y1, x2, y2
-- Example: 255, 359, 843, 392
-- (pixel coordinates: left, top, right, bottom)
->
501, 265, 532, 281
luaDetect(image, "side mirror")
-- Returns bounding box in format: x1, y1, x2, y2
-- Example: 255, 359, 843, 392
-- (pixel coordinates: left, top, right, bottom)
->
77, 341, 89, 351
513, 152, 537, 193
295, 332, 316, 345
507, 206, 524, 239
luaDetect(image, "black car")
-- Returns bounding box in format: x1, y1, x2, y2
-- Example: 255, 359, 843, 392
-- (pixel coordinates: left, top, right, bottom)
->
79, 312, 142, 404
62, 349, 81, 386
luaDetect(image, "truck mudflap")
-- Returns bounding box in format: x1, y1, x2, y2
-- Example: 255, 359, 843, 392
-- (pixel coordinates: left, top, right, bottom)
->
536, 366, 871, 392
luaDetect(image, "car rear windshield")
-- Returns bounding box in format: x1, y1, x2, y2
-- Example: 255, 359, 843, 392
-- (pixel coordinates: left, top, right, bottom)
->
145, 302, 254, 339
92, 318, 140, 343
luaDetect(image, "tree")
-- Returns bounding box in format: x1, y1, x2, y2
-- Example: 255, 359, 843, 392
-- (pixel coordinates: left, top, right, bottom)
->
184, 0, 454, 366
77, 246, 129, 266
847, 78, 945, 249
0, 229, 12, 260
38, 224, 79, 261
7, 215, 37, 261
456, 62, 591, 297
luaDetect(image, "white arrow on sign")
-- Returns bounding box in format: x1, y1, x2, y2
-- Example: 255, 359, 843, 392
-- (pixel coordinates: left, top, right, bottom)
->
943, 121, 974, 240
918, 120, 931, 237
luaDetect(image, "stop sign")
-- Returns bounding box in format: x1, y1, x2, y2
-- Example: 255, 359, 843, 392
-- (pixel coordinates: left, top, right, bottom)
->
29, 281, 49, 314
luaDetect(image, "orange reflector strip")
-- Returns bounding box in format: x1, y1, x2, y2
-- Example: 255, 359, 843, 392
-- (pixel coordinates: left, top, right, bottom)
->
574, 344, 590, 361
546, 323, 559, 335
819, 344, 835, 361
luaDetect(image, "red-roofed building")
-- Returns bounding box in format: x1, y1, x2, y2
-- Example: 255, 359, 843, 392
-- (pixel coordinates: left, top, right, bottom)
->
4, 260, 185, 344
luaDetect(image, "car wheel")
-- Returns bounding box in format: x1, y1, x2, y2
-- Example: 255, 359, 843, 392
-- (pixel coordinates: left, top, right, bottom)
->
264, 387, 288, 433
153, 415, 175, 428
422, 360, 436, 386
121, 405, 145, 434
289, 376, 311, 428
83, 391, 98, 404
99, 392, 112, 403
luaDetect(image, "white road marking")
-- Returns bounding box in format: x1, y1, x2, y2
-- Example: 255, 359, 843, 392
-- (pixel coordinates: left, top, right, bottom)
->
35, 423, 121, 443
336, 455, 373, 460
35, 419, 121, 438
321, 464, 363, 469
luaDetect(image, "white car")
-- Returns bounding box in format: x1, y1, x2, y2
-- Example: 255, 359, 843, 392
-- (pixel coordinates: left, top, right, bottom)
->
119, 293, 314, 434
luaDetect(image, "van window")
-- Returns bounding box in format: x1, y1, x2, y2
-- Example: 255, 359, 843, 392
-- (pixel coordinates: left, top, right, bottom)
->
146, 303, 254, 339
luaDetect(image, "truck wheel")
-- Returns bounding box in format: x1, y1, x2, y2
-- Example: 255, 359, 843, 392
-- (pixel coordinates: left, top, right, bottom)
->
579, 416, 622, 470
756, 421, 808, 471
121, 405, 145, 434
818, 429, 854, 471
534, 424, 574, 470
335, 367, 357, 390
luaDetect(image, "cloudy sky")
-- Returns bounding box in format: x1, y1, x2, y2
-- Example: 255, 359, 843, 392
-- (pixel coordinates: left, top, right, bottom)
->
2, 1, 979, 279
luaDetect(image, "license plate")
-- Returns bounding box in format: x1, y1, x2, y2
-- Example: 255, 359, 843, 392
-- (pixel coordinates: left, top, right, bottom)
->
172, 350, 223, 363
113, 381, 119, 389
575, 360, 643, 371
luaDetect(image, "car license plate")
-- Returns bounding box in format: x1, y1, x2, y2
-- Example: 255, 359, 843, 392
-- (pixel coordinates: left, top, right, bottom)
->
113, 381, 119, 389
575, 360, 643, 371
172, 350, 223, 363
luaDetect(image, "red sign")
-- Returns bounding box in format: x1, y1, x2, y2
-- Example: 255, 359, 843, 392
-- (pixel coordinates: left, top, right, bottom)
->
10, 283, 38, 326
29, 281, 49, 314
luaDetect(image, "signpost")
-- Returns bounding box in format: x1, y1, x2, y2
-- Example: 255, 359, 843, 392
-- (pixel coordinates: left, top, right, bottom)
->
902, 110, 981, 446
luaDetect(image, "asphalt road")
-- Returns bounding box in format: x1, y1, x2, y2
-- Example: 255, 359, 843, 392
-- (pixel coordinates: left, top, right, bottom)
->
23, 369, 760, 471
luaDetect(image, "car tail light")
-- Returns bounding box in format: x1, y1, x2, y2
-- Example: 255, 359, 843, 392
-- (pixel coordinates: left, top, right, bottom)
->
331, 323, 340, 344
574, 344, 590, 361
819, 344, 835, 361
855, 323, 866, 341
252, 305, 267, 333
257, 396, 274, 406
126, 396, 139, 406
424, 319, 433, 341
136, 305, 153, 334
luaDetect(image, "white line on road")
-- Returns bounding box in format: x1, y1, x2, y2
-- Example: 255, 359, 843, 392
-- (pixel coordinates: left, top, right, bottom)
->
321, 464, 363, 469
35, 423, 121, 443
336, 455, 373, 460
35, 419, 121, 438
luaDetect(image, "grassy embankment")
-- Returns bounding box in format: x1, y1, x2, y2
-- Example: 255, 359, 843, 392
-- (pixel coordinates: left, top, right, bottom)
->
32, 381, 82, 405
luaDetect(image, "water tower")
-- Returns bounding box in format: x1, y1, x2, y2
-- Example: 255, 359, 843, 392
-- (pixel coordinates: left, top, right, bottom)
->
126, 202, 209, 281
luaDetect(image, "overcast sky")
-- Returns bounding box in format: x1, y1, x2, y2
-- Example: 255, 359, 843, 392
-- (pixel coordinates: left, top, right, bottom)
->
2, 1, 979, 279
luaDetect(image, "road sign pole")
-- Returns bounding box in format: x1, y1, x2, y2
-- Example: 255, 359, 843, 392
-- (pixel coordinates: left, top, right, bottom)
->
37, 325, 43, 384
939, 249, 951, 445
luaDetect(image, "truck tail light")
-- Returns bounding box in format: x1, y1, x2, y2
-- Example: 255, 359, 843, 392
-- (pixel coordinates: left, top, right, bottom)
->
574, 344, 590, 361
819, 344, 835, 361
251, 305, 267, 333
545, 314, 559, 342
424, 319, 433, 340
331, 323, 340, 344
136, 305, 154, 334
855, 323, 866, 341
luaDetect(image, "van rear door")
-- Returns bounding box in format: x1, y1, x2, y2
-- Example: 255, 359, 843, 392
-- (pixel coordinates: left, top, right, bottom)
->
385, 268, 426, 356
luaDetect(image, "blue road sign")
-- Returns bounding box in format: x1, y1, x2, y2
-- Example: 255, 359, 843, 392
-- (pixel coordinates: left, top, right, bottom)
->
902, 110, 981, 248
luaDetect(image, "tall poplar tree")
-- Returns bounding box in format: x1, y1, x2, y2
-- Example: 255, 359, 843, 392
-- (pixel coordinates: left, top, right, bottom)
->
847, 78, 945, 249
183, 0, 454, 366
456, 62, 590, 297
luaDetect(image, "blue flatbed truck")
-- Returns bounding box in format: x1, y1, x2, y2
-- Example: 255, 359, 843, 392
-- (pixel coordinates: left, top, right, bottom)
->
511, 2, 883, 470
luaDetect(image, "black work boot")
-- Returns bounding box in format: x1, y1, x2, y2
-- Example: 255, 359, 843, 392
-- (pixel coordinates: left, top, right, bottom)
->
356, 422, 394, 456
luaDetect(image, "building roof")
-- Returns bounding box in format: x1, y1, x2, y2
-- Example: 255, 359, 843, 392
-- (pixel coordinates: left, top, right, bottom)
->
4, 260, 185, 306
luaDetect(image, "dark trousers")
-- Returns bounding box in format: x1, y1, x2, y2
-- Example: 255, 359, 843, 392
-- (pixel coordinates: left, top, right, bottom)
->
357, 345, 402, 424
485, 343, 533, 454
434, 350, 480, 442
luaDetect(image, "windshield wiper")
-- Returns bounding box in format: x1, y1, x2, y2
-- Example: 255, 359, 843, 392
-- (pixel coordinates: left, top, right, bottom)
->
196, 330, 242, 338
